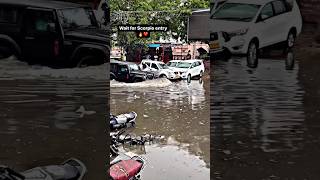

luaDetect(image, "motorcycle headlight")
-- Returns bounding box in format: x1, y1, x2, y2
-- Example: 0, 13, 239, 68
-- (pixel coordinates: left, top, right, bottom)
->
228, 28, 248, 37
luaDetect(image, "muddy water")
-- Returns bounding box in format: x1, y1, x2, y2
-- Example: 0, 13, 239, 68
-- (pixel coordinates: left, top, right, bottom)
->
0, 58, 107, 180
212, 52, 320, 179
111, 78, 210, 180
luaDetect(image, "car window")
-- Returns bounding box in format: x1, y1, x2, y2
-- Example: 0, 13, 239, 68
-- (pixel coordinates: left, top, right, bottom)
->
142, 63, 147, 69
25, 10, 56, 34
285, 0, 293, 11
151, 63, 159, 70
110, 64, 116, 72
119, 65, 129, 72
272, 0, 287, 15
158, 63, 169, 69
57, 8, 97, 30
213, 3, 261, 22
260, 3, 274, 20
0, 7, 18, 24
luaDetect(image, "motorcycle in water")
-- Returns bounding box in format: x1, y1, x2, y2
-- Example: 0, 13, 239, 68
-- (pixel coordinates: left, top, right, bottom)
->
0, 158, 86, 180
110, 112, 137, 131
109, 112, 165, 180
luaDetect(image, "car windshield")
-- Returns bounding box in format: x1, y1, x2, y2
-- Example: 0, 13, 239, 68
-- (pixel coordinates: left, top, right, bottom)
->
57, 8, 97, 30
129, 64, 140, 71
167, 62, 178, 67
213, 3, 261, 22
177, 62, 192, 68
158, 63, 169, 69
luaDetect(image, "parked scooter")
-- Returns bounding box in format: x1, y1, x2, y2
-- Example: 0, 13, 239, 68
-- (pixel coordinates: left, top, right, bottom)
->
0, 158, 86, 180
110, 112, 137, 131
109, 112, 149, 180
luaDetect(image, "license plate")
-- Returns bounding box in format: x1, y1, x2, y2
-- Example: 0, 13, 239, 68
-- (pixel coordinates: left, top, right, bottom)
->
210, 41, 220, 49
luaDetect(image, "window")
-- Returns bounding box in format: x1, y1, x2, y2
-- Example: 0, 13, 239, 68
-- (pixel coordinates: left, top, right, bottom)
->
272, 0, 287, 14
25, 10, 56, 34
260, 3, 274, 20
57, 8, 96, 30
110, 64, 117, 72
151, 63, 159, 70
0, 7, 18, 23
213, 3, 261, 22
119, 65, 129, 72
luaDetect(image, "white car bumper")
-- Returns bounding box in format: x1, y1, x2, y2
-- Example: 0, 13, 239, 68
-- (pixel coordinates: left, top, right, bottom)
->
210, 32, 249, 55
168, 74, 181, 80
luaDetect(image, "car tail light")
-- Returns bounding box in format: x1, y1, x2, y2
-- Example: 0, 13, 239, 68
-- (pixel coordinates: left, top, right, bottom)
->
126, 74, 129, 80
53, 40, 59, 56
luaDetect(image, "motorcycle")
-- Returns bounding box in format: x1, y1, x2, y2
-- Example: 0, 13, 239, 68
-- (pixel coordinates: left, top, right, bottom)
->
0, 158, 86, 180
110, 112, 137, 131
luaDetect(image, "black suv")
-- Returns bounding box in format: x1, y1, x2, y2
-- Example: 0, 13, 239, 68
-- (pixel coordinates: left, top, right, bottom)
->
110, 60, 153, 83
0, 0, 109, 67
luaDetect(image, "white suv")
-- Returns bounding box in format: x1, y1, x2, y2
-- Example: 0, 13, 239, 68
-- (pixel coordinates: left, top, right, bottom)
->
172, 59, 205, 80
210, 0, 302, 67
140, 60, 180, 80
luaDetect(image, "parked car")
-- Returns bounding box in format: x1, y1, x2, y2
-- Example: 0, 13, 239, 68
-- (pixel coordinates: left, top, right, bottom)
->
210, 0, 302, 67
172, 59, 205, 80
0, 0, 109, 67
111, 60, 154, 83
166, 60, 181, 69
140, 59, 180, 80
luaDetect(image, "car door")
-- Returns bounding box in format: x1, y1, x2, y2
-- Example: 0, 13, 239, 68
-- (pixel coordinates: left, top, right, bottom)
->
150, 63, 159, 72
21, 8, 59, 61
117, 64, 129, 81
255, 2, 277, 48
271, 0, 291, 42
190, 62, 197, 77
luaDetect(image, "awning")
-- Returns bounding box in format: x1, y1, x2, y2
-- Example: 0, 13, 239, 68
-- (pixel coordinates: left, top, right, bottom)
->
148, 44, 161, 48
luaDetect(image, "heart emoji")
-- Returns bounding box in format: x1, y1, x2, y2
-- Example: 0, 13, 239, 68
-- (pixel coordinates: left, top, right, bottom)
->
143, 32, 149, 37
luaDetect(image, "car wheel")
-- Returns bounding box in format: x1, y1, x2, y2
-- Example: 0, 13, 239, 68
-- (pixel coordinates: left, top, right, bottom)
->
133, 78, 141, 83
77, 55, 94, 68
110, 75, 115, 80
159, 74, 167, 78
247, 40, 258, 68
187, 74, 191, 82
287, 30, 296, 49
0, 45, 14, 60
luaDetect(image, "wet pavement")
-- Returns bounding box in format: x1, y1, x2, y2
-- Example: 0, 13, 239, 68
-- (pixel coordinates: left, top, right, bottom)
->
0, 58, 107, 180
212, 27, 320, 180
110, 77, 210, 180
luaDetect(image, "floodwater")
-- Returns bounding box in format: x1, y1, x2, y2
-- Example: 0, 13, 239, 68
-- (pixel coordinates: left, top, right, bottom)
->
0, 57, 107, 180
110, 77, 210, 180
212, 48, 320, 179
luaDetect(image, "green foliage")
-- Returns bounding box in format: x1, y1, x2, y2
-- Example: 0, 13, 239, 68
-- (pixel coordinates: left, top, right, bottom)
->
110, 0, 209, 48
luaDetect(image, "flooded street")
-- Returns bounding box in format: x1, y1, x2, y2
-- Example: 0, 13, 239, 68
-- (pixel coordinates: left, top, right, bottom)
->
0, 58, 107, 180
111, 77, 210, 179
212, 41, 320, 179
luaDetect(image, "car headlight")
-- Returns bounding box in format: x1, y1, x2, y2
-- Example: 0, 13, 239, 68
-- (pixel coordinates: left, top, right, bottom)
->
228, 28, 248, 37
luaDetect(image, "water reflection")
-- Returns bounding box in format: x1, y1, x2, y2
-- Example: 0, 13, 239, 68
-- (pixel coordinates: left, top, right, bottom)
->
111, 79, 210, 179
212, 54, 307, 179
0, 59, 107, 180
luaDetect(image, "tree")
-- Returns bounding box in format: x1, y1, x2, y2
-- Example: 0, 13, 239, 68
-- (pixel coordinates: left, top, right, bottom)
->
110, 0, 209, 48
